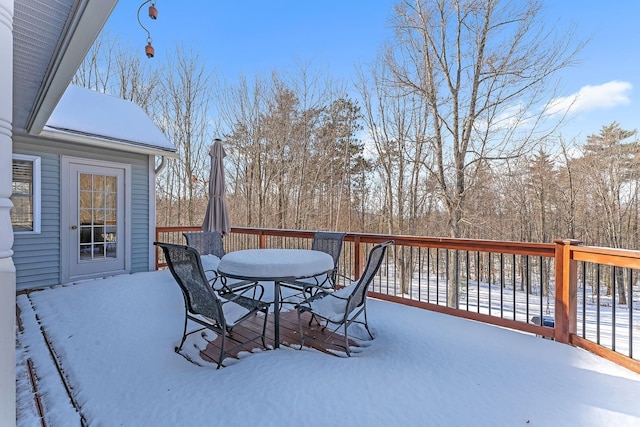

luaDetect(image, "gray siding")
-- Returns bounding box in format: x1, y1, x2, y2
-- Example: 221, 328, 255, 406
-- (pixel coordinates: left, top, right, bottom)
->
13, 136, 151, 290
12, 150, 60, 289
130, 160, 150, 273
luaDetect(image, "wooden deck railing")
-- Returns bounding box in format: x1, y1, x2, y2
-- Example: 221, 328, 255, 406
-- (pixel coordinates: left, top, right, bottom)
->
155, 226, 640, 374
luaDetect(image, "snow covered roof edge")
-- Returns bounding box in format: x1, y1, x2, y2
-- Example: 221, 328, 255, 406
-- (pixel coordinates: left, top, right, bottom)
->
43, 85, 176, 156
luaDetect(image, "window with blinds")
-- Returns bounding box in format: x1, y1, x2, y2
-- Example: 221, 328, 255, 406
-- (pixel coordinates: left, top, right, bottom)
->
11, 155, 41, 233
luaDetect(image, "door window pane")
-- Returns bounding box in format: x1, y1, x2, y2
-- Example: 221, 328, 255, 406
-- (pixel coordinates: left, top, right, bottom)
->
79, 174, 92, 191
106, 176, 117, 192
78, 173, 118, 261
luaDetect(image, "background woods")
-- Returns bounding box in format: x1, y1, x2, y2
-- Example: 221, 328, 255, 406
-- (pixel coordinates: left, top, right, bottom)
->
73, 1, 640, 254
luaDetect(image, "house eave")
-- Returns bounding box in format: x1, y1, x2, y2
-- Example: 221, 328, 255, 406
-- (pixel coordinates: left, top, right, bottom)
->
40, 127, 179, 158
25, 0, 119, 135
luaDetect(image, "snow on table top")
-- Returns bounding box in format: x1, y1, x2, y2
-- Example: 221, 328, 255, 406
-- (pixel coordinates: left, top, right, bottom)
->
218, 249, 334, 279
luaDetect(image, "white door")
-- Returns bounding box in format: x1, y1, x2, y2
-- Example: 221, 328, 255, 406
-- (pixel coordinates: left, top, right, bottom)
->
62, 158, 129, 281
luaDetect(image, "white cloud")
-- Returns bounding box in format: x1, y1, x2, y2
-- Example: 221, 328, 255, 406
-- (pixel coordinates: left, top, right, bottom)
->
546, 80, 632, 117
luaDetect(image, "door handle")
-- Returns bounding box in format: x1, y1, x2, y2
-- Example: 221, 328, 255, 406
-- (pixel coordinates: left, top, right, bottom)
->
71, 225, 78, 230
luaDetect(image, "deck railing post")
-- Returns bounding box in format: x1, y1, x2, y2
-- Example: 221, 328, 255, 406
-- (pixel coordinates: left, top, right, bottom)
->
353, 236, 362, 280
554, 239, 581, 343
259, 232, 266, 249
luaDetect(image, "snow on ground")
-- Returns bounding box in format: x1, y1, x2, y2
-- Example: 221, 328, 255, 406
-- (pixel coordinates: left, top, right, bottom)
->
16, 270, 640, 426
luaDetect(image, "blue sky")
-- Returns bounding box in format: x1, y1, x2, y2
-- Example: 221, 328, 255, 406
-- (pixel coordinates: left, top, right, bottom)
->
543, 1, 640, 141
104, 1, 396, 81
103, 0, 640, 143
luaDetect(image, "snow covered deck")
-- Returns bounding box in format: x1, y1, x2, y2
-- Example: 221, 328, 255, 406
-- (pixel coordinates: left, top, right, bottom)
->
15, 269, 640, 426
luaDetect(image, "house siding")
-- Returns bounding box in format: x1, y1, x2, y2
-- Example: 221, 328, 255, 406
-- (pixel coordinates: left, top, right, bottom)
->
12, 150, 60, 289
130, 162, 150, 274
13, 135, 151, 290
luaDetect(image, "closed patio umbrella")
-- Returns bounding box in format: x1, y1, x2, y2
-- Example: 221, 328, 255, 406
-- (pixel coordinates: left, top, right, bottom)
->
202, 139, 231, 235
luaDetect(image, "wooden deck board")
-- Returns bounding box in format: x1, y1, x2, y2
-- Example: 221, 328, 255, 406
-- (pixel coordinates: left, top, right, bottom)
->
200, 309, 361, 366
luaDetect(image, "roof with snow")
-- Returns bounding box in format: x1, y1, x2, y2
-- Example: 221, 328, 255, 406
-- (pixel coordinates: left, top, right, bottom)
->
42, 85, 176, 157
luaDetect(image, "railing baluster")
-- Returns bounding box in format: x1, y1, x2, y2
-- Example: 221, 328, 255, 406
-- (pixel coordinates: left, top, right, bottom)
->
418, 247, 422, 302
629, 269, 633, 359
541, 256, 545, 315
525, 256, 530, 322
427, 247, 431, 304
512, 254, 516, 321
466, 251, 470, 311
477, 251, 481, 314
394, 245, 397, 296
500, 253, 504, 318
539, 256, 543, 326
488, 252, 492, 316
580, 261, 587, 338
597, 264, 601, 345
446, 249, 450, 307
408, 246, 413, 299
436, 248, 440, 305
454, 249, 459, 308
612, 266, 616, 352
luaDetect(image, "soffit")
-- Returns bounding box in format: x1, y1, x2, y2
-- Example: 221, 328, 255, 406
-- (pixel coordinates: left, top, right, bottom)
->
13, 0, 76, 133
12, 0, 118, 134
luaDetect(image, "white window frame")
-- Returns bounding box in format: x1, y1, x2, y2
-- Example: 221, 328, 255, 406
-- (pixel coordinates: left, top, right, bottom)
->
12, 154, 41, 234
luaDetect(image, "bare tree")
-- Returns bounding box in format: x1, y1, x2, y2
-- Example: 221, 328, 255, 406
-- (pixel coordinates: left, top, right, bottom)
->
72, 33, 117, 92
72, 33, 161, 112
576, 122, 639, 304
356, 59, 432, 293
216, 75, 268, 226
113, 48, 163, 113
157, 47, 212, 226
315, 97, 366, 232
262, 76, 301, 229
527, 147, 558, 244
220, 66, 365, 232
557, 138, 579, 240
357, 59, 432, 236
384, 0, 581, 306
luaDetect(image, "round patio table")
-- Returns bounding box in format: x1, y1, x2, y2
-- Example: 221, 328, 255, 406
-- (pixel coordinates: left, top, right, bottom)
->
217, 248, 334, 348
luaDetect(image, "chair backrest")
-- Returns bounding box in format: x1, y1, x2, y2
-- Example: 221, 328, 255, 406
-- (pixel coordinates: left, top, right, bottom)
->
311, 232, 346, 267
155, 242, 225, 326
345, 240, 393, 315
183, 231, 225, 258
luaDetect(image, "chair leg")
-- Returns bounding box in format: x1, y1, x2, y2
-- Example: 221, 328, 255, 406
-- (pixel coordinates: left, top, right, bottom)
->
343, 322, 351, 356
217, 333, 225, 369
363, 308, 374, 340
297, 308, 305, 349
261, 308, 268, 348
308, 313, 323, 327
175, 311, 189, 353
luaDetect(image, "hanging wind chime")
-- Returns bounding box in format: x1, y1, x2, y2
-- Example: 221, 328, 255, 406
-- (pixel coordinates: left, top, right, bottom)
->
138, 0, 158, 58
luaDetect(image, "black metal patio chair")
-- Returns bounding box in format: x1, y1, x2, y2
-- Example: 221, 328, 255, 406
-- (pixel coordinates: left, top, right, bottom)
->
155, 242, 270, 368
183, 231, 255, 295
295, 240, 393, 356
309, 231, 347, 289
183, 231, 225, 258
279, 231, 346, 305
